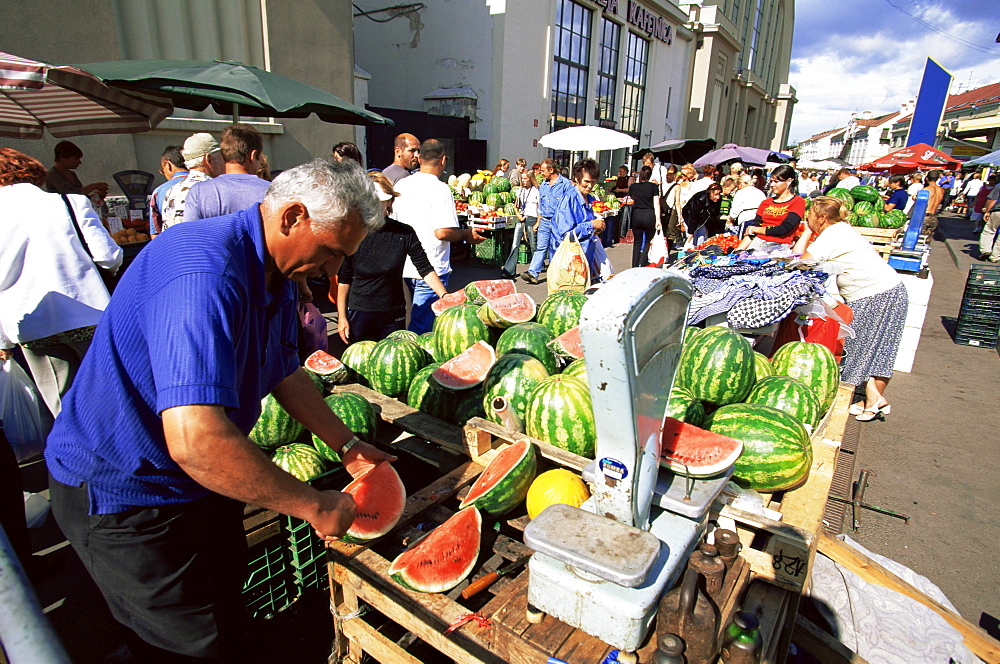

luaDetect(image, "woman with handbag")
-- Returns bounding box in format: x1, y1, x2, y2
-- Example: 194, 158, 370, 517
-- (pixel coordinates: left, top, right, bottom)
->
0, 149, 122, 418
628, 166, 661, 267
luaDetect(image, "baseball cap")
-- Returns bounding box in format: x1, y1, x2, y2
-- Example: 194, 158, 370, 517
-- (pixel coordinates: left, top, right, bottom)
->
181, 133, 221, 163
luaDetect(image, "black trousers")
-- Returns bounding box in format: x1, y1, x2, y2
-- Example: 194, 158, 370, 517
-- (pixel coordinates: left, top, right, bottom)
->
631, 211, 657, 267
347, 306, 406, 342
0, 428, 31, 568
50, 478, 248, 663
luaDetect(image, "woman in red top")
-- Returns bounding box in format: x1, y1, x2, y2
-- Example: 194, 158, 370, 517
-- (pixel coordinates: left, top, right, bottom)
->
736, 164, 805, 252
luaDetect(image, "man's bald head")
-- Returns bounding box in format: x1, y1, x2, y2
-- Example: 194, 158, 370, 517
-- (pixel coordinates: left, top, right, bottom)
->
393, 134, 420, 169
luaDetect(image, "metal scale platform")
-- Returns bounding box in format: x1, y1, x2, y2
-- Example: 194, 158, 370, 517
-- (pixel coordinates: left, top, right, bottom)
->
888, 189, 931, 274
523, 268, 732, 655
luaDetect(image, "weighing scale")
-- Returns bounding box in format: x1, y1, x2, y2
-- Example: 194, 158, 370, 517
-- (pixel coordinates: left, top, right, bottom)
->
523, 268, 732, 658
112, 170, 155, 225
888, 189, 930, 274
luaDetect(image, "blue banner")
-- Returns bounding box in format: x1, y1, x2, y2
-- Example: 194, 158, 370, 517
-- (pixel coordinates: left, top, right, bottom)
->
906, 58, 952, 147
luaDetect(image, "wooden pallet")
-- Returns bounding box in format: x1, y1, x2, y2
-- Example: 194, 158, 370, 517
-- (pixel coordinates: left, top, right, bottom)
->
325, 382, 858, 664
854, 227, 900, 262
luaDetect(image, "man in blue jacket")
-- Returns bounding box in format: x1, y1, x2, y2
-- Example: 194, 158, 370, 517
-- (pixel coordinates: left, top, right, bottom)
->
522, 158, 576, 284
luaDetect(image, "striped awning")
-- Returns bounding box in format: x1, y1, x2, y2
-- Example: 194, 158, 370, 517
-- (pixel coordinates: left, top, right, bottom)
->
0, 51, 172, 139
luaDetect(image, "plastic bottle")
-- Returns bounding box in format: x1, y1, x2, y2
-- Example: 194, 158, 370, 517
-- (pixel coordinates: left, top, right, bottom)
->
720, 611, 762, 664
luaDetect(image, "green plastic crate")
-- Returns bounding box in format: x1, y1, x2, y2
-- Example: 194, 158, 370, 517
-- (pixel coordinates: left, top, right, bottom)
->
471, 229, 514, 268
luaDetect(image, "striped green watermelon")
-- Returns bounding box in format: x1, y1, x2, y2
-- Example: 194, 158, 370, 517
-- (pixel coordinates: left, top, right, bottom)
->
850, 184, 880, 203
367, 338, 428, 398
485, 193, 502, 208
477, 293, 536, 329
524, 375, 596, 458
341, 340, 377, 385
493, 176, 512, 193
452, 386, 486, 425
387, 330, 419, 341
536, 291, 588, 337
744, 375, 820, 429
311, 392, 378, 461
342, 461, 406, 543
503, 203, 517, 216
407, 363, 456, 421
468, 191, 485, 205
495, 323, 558, 374
707, 403, 812, 492
675, 327, 755, 406
388, 507, 482, 593
416, 332, 439, 362
770, 341, 839, 412
304, 350, 348, 385
683, 326, 704, 344
852, 200, 876, 217
561, 357, 587, 381
753, 352, 775, 382
459, 439, 537, 515
482, 353, 550, 429
271, 443, 326, 482
665, 386, 706, 427
433, 304, 490, 360
250, 394, 305, 450
827, 188, 855, 209
882, 209, 907, 229
464, 280, 517, 306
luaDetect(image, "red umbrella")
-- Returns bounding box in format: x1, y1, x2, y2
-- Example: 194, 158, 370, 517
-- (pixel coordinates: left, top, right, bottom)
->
857, 143, 960, 173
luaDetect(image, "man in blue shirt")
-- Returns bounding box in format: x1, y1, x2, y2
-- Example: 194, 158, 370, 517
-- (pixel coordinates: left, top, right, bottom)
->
549, 158, 607, 277
45, 159, 393, 661
147, 145, 187, 238
522, 158, 575, 284
938, 170, 956, 213
882, 174, 909, 213
183, 123, 272, 222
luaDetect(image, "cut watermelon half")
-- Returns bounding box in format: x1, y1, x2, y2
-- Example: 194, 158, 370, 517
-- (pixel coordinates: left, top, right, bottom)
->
431, 290, 469, 316
549, 326, 584, 360
659, 416, 743, 478
388, 507, 482, 593
342, 462, 407, 543
459, 439, 537, 515
465, 279, 517, 305
477, 292, 537, 328
304, 350, 348, 384
432, 340, 497, 390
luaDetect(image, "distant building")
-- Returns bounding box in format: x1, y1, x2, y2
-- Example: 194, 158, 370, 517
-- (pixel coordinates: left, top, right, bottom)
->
797, 127, 847, 163
841, 111, 900, 167
890, 81, 1000, 163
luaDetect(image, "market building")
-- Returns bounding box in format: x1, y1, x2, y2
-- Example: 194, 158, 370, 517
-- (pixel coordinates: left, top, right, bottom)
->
797, 126, 847, 163
889, 81, 1000, 163
0, 0, 361, 187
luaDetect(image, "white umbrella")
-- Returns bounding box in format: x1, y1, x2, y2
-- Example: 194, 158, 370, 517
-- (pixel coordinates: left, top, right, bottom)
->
538, 125, 638, 152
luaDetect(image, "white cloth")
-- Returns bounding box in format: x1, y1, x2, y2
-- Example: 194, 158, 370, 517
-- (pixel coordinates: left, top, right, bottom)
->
0, 183, 122, 348
649, 162, 671, 196
688, 176, 714, 196
730, 186, 767, 224
962, 177, 983, 198
904, 182, 923, 213
798, 177, 819, 196
518, 186, 540, 217
836, 175, 861, 191
806, 222, 901, 302
394, 172, 460, 279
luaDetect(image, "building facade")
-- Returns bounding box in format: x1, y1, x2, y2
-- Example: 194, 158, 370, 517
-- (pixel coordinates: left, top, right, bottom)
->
797, 127, 846, 162
0, 0, 360, 191
890, 81, 1000, 162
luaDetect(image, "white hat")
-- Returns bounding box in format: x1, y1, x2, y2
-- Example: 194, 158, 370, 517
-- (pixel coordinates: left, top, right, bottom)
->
181, 133, 221, 165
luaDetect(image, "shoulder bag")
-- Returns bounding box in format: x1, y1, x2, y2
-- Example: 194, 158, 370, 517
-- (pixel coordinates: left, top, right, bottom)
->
61, 194, 119, 294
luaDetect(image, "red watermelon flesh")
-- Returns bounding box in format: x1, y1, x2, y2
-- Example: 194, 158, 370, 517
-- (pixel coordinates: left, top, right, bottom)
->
659, 416, 743, 477
431, 290, 469, 316
388, 506, 482, 593
466, 279, 517, 304
304, 350, 348, 383
342, 462, 407, 543
432, 340, 497, 390
479, 292, 537, 327
551, 326, 584, 359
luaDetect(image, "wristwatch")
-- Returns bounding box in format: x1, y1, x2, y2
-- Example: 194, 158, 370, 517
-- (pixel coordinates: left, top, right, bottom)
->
339, 435, 361, 456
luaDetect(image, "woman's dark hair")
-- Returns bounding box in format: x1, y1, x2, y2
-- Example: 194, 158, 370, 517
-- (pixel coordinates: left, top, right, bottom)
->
53, 140, 83, 161
0, 148, 47, 186
888, 174, 907, 188
571, 158, 600, 183
770, 164, 797, 182
707, 183, 723, 195
332, 142, 363, 166
639, 165, 653, 182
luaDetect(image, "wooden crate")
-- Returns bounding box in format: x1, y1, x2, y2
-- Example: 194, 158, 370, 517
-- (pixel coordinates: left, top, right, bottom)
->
855, 227, 900, 262
325, 383, 855, 664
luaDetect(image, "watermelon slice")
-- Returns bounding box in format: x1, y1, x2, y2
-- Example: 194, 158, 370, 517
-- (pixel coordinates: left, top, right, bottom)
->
549, 326, 584, 360
431, 290, 469, 316
459, 439, 537, 515
464, 279, 517, 305
388, 507, 482, 593
659, 416, 743, 478
432, 340, 497, 390
477, 292, 537, 328
342, 461, 407, 543
304, 350, 348, 385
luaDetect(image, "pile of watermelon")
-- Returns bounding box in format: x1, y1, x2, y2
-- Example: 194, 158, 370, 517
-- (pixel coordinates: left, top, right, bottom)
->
665, 328, 840, 492
827, 186, 907, 230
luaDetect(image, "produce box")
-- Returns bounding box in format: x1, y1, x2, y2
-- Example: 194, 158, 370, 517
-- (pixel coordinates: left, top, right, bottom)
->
471, 228, 514, 268
955, 314, 1000, 348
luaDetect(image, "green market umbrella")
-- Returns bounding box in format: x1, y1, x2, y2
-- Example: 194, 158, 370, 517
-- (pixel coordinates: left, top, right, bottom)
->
79, 59, 392, 126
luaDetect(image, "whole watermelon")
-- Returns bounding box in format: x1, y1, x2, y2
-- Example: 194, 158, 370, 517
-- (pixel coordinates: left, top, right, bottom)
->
482, 353, 550, 429
271, 443, 327, 482
341, 340, 377, 385
708, 403, 812, 492
536, 291, 588, 338
852, 200, 875, 217
407, 363, 456, 421
485, 193, 502, 208
882, 209, 907, 229
744, 375, 821, 429
562, 357, 587, 381
387, 330, 419, 342
827, 188, 855, 209
753, 352, 775, 383
525, 375, 596, 458
367, 338, 429, 398
452, 386, 487, 426
416, 332, 439, 362
312, 392, 379, 461
674, 327, 756, 406
249, 393, 305, 450
433, 304, 490, 361
856, 211, 878, 228
495, 322, 558, 374
850, 184, 880, 203
770, 341, 839, 412
664, 386, 706, 427
493, 176, 512, 193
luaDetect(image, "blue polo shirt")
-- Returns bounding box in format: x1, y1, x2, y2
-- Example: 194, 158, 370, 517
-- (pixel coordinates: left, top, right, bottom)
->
885, 188, 908, 211
45, 206, 300, 514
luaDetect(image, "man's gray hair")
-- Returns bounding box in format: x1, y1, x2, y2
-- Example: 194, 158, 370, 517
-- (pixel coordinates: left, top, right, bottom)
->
263, 159, 382, 234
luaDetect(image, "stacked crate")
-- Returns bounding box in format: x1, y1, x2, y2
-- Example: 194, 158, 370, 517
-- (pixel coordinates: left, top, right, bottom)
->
956, 265, 1000, 348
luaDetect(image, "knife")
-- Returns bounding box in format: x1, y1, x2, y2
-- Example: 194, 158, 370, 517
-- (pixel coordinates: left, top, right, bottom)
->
461, 554, 531, 599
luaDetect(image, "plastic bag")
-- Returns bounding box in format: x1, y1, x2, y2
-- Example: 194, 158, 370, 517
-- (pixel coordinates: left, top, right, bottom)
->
0, 359, 46, 462
593, 239, 615, 282
647, 230, 669, 266
297, 302, 329, 357
547, 231, 590, 294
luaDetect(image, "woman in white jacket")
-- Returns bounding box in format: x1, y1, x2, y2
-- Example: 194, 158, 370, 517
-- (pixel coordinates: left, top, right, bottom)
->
728, 174, 767, 236
0, 149, 122, 417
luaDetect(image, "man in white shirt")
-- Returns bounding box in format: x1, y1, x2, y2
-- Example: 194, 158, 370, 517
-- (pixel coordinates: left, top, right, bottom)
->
395, 139, 485, 333
962, 173, 984, 219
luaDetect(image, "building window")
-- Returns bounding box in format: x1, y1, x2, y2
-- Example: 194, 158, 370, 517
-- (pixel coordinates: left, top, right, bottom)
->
621, 32, 648, 136
551, 0, 592, 129
595, 18, 620, 123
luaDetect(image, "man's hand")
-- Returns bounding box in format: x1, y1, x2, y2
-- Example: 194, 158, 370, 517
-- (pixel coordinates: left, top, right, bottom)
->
533, 221, 540, 233
592, 218, 606, 233
337, 318, 350, 344
311, 490, 358, 541
467, 228, 487, 245
342, 441, 397, 479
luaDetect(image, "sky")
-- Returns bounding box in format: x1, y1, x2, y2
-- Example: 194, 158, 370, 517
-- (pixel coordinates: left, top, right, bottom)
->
787, 0, 1000, 145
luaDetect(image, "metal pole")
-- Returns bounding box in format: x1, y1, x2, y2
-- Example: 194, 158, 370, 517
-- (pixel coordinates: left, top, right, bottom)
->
0, 526, 72, 664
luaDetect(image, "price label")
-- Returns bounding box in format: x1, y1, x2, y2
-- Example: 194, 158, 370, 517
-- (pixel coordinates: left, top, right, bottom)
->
765, 537, 810, 588
106, 217, 124, 232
